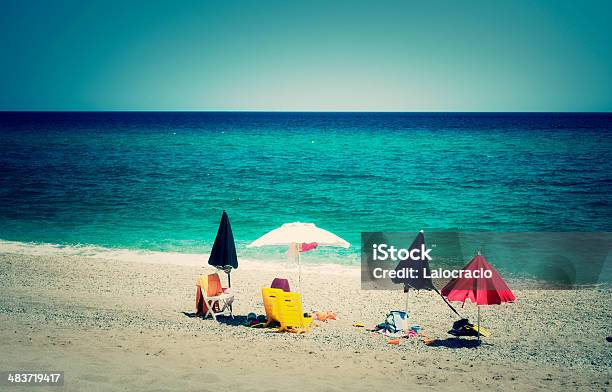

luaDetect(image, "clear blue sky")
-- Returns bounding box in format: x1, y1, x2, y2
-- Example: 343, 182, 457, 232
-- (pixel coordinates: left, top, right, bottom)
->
1, 0, 611, 111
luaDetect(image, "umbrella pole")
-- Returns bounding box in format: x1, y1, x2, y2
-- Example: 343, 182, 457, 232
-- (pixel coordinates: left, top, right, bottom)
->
297, 250, 302, 293
405, 289, 409, 315
477, 306, 481, 344
226, 270, 232, 313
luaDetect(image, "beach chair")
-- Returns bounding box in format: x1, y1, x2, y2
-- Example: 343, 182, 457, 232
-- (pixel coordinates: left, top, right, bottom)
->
262, 287, 283, 327
276, 291, 312, 333
199, 273, 234, 321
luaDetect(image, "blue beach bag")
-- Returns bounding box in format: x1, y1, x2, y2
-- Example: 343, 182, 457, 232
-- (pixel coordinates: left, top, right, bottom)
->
384, 311, 408, 333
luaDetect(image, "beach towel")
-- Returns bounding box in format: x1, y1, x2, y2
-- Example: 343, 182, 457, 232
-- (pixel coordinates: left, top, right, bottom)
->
299, 242, 318, 252
312, 311, 337, 321
195, 274, 224, 315
286, 243, 300, 260
271, 278, 291, 292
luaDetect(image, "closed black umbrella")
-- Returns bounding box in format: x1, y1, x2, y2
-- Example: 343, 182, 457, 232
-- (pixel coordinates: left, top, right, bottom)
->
392, 230, 434, 291
393, 230, 460, 317
208, 210, 238, 287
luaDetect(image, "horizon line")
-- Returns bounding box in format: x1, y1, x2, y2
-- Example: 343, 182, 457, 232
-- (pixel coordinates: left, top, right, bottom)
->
1, 110, 611, 114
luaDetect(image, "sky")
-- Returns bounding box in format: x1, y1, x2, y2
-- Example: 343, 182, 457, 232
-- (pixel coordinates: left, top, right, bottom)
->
1, 1, 611, 111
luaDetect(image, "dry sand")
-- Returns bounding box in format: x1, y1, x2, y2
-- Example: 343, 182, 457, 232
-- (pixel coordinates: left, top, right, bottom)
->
0, 250, 610, 391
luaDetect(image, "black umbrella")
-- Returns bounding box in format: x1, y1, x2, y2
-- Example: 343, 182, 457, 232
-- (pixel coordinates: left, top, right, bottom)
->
393, 230, 460, 317
208, 210, 238, 287
392, 230, 434, 292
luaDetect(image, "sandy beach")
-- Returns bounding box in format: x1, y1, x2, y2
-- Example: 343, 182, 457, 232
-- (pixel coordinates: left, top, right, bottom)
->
0, 249, 610, 391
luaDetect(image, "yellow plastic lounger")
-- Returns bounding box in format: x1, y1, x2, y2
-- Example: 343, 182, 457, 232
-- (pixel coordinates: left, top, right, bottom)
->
276, 291, 312, 333
261, 287, 284, 327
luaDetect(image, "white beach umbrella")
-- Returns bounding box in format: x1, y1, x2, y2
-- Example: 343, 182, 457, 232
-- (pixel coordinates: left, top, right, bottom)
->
247, 222, 350, 291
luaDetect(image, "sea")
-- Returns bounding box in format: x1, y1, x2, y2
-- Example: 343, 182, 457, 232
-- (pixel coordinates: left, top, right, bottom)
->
1, 112, 610, 282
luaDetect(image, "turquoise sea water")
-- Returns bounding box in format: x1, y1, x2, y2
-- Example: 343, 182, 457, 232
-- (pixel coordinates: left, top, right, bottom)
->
0, 112, 610, 269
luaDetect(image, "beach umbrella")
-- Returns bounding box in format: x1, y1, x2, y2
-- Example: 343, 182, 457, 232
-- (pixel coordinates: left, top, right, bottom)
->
441, 251, 515, 342
392, 230, 460, 317
393, 230, 434, 290
247, 222, 350, 291
392, 230, 434, 314
208, 210, 238, 287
